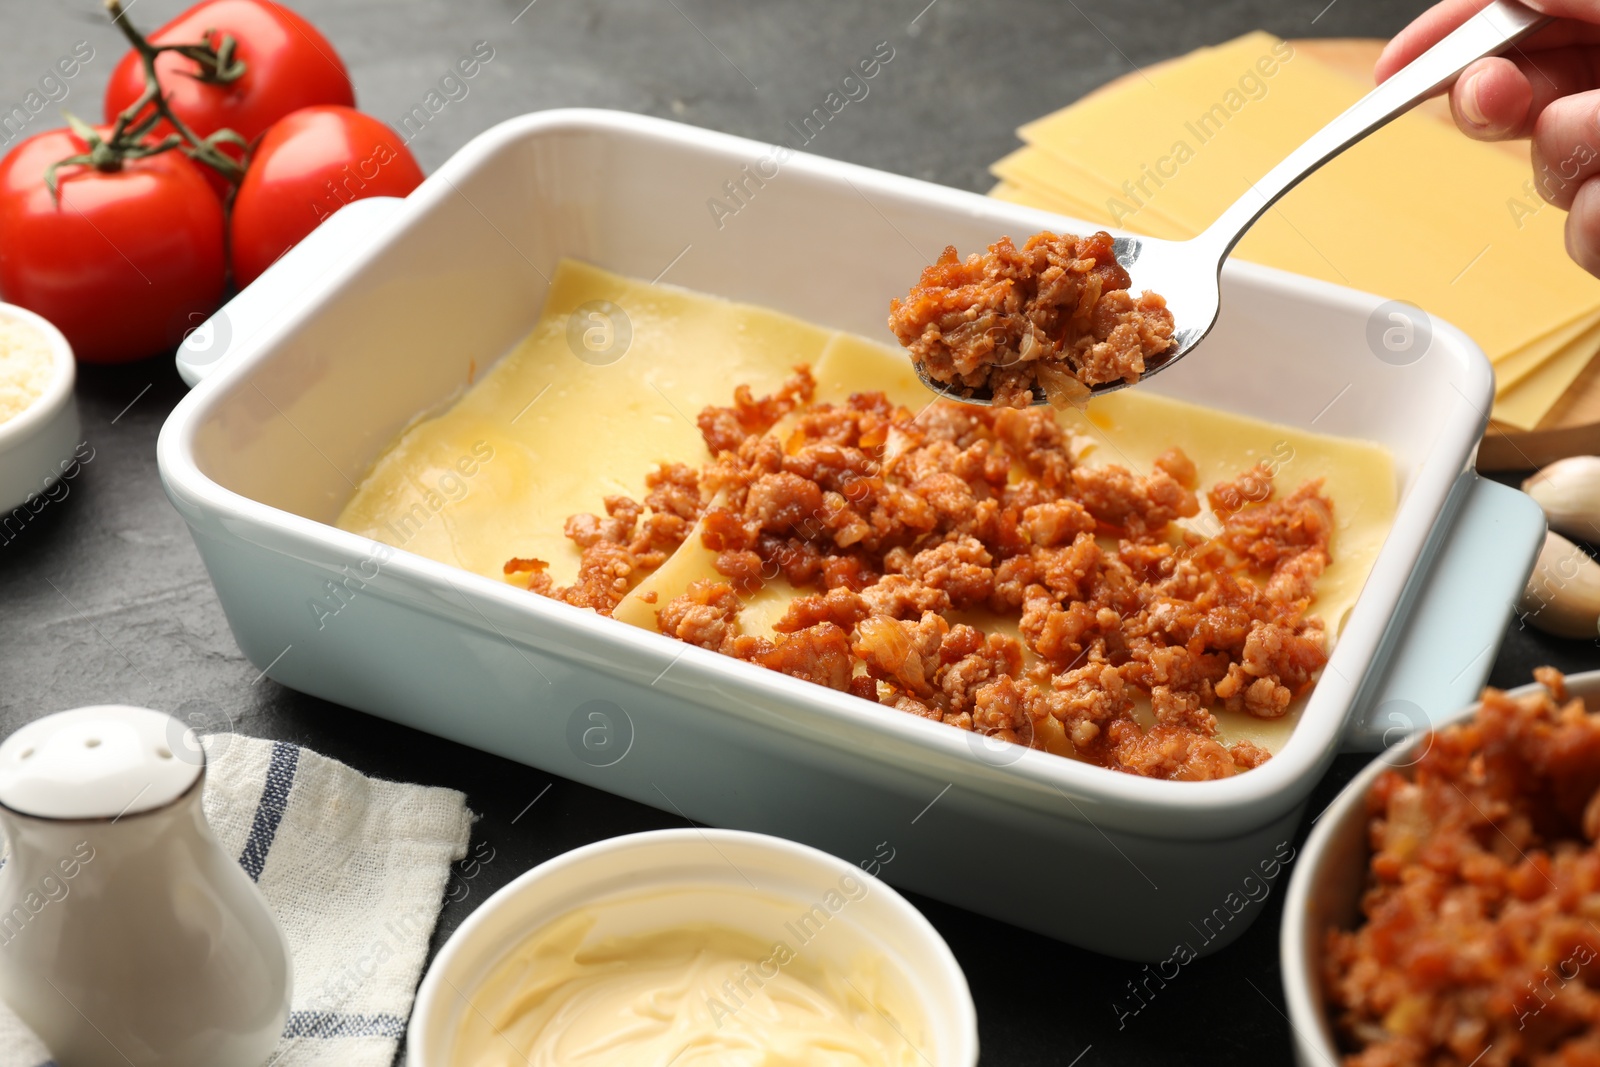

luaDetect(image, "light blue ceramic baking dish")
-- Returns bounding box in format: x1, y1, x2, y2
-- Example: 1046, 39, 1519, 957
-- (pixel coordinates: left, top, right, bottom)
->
157, 110, 1543, 961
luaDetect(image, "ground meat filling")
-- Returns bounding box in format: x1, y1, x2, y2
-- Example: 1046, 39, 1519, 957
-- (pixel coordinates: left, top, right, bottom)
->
888, 231, 1176, 407
503, 461, 703, 614
1325, 670, 1600, 1067
512, 366, 1333, 782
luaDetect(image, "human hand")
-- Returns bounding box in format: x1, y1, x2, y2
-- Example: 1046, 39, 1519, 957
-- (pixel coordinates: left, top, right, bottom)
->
1378, 0, 1600, 272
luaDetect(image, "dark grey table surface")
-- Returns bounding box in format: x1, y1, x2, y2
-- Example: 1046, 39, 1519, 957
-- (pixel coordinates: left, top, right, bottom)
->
5, 1, 1598, 1064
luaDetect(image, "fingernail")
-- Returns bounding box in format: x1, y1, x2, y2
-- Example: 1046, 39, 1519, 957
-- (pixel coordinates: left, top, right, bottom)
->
1459, 71, 1490, 128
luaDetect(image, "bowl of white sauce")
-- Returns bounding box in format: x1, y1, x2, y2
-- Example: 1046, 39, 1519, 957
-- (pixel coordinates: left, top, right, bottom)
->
407, 828, 978, 1067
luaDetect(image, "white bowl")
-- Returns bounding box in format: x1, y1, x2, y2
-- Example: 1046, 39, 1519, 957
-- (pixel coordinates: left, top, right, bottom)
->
406, 828, 978, 1067
0, 302, 79, 516
1280, 670, 1600, 1066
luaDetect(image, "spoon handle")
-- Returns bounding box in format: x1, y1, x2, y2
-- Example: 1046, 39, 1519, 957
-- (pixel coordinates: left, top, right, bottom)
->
1196, 1, 1549, 264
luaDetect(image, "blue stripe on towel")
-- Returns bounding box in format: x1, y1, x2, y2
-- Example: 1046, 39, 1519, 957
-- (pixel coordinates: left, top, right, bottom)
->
281, 1011, 407, 1039
238, 741, 299, 882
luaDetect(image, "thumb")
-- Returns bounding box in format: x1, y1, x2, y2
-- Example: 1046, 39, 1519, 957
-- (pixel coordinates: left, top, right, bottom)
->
1566, 177, 1600, 277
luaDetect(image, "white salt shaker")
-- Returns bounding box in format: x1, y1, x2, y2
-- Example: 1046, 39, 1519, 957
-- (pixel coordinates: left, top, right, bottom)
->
0, 706, 290, 1066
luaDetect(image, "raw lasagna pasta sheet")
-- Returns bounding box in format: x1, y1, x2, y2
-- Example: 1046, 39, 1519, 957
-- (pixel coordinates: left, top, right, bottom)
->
338, 260, 1396, 754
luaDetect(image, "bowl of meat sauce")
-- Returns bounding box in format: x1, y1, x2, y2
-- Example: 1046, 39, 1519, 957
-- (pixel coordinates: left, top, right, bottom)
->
1284, 668, 1600, 1067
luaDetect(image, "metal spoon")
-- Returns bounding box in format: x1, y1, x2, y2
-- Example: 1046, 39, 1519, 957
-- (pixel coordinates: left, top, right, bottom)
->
918, 0, 1549, 406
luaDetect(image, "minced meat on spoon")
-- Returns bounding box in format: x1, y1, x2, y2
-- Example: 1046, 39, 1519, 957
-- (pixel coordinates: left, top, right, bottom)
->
889, 231, 1175, 407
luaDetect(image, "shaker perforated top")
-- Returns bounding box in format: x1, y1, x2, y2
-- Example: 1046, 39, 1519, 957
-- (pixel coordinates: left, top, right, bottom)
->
0, 706, 201, 819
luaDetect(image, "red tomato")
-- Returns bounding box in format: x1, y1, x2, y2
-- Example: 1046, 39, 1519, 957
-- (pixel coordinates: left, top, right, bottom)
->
0, 128, 226, 364
230, 106, 423, 286
103, 0, 354, 195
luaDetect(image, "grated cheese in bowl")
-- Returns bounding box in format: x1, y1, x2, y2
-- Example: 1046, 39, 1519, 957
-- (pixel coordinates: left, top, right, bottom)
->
0, 316, 55, 426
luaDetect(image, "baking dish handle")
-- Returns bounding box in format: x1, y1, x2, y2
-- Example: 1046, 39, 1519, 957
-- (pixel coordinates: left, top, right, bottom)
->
1340, 471, 1545, 752
175, 196, 407, 387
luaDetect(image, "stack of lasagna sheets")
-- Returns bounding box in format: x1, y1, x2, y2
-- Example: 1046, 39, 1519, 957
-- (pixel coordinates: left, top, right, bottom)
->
990, 31, 1600, 431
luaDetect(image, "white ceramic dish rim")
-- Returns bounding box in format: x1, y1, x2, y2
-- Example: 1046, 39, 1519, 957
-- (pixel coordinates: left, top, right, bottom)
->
1280, 671, 1600, 1063
407, 827, 979, 1066
0, 301, 74, 451
156, 108, 1492, 826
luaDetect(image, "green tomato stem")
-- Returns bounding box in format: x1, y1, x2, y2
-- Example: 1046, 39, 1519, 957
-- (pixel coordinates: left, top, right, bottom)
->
103, 0, 247, 185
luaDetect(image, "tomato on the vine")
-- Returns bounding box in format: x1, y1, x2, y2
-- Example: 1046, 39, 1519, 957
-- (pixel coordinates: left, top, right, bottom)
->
0, 128, 226, 364
103, 0, 354, 195
230, 106, 423, 286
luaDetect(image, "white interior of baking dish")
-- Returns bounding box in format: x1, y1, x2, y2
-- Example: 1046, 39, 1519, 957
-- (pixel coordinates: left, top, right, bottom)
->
163, 110, 1491, 827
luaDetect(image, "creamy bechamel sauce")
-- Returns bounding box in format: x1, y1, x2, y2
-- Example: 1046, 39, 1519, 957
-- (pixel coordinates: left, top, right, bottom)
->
338, 259, 1397, 755
449, 890, 928, 1067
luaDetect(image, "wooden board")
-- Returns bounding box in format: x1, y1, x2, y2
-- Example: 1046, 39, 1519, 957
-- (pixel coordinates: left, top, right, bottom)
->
1080, 39, 1600, 473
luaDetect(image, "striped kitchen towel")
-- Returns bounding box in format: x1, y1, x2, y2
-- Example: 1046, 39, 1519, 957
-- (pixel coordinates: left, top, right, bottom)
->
0, 734, 474, 1067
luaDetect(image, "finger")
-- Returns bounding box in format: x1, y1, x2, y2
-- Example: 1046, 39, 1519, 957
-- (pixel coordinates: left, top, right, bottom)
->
1450, 56, 1533, 138
1377, 0, 1497, 81
1491, 46, 1600, 134
1531, 88, 1600, 207
1376, 0, 1600, 83
1427, 45, 1600, 139
1565, 175, 1600, 276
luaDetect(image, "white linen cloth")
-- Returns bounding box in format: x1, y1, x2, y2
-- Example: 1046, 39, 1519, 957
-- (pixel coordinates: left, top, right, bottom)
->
0, 734, 474, 1067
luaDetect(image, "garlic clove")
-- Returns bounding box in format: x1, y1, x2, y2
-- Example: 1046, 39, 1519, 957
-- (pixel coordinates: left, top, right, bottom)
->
1523, 456, 1600, 541
1518, 530, 1600, 639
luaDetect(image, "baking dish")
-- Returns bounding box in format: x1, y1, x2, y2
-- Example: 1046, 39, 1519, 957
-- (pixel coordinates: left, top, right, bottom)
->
406, 828, 977, 1066
1280, 671, 1600, 1066
157, 109, 1544, 961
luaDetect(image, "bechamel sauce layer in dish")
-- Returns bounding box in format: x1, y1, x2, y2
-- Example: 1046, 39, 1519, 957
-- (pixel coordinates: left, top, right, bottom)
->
337, 259, 1396, 755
